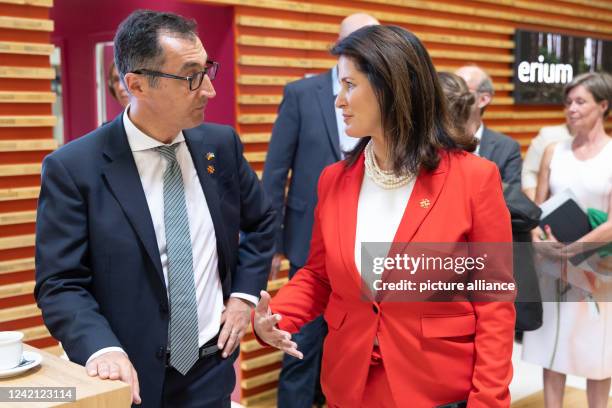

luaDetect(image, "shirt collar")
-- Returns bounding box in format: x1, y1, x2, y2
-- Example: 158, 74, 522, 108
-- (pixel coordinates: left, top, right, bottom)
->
474, 122, 484, 141
332, 65, 340, 96
123, 107, 185, 152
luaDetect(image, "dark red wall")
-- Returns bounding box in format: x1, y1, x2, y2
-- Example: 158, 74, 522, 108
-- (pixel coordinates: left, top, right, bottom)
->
51, 0, 235, 142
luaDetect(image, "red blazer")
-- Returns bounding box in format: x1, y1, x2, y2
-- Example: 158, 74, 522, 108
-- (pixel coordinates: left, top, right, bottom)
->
268, 150, 515, 407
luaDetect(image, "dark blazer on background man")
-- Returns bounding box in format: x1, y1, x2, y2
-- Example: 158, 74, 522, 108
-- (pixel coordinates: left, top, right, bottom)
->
263, 70, 341, 268
34, 114, 275, 407
480, 126, 522, 185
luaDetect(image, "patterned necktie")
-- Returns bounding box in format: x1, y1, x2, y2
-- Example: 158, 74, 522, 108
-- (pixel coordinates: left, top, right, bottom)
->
158, 144, 199, 375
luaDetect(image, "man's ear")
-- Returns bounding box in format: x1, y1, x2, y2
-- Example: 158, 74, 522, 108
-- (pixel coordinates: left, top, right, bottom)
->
478, 92, 492, 109
124, 72, 145, 98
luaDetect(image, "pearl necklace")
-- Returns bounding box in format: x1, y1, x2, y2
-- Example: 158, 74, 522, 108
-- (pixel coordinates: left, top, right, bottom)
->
364, 141, 413, 189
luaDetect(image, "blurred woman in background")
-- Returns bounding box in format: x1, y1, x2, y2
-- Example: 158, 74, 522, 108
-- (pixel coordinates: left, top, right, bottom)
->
524, 72, 612, 408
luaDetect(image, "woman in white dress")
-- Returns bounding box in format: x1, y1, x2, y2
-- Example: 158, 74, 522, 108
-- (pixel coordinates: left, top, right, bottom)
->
523, 72, 612, 408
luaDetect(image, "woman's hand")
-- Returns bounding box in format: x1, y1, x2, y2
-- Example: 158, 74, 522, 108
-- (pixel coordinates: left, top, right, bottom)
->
253, 291, 303, 359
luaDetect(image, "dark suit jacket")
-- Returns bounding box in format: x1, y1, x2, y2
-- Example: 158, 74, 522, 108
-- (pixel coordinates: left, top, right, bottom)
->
263, 70, 341, 268
480, 126, 522, 185
34, 115, 275, 407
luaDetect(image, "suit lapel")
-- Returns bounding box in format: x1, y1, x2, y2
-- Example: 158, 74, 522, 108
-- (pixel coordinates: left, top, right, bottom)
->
316, 70, 341, 160
101, 117, 164, 284
392, 152, 449, 243
183, 129, 230, 278
337, 154, 369, 292
378, 152, 450, 301
478, 127, 496, 159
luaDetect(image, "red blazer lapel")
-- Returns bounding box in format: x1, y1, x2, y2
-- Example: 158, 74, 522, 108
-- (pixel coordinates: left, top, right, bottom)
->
336, 154, 368, 292
392, 151, 450, 243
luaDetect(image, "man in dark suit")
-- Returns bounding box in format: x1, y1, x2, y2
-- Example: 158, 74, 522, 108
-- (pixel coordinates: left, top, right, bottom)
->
34, 10, 275, 408
262, 13, 378, 408
456, 65, 523, 184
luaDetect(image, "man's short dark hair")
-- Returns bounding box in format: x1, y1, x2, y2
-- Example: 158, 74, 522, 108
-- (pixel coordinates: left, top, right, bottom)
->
114, 10, 197, 88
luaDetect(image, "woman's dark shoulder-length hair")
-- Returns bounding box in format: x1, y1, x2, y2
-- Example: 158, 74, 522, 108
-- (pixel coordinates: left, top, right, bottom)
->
331, 25, 465, 175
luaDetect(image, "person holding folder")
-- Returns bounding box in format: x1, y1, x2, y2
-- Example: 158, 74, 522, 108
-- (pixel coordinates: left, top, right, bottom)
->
524, 72, 612, 408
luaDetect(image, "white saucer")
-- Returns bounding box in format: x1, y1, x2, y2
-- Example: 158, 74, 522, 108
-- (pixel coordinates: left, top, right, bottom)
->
0, 351, 42, 378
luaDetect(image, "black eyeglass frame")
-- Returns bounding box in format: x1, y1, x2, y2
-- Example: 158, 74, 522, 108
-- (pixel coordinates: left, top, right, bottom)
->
131, 60, 219, 91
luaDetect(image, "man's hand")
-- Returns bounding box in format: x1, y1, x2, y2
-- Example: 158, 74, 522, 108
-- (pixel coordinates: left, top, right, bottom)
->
218, 297, 252, 358
253, 291, 303, 359
86, 351, 141, 405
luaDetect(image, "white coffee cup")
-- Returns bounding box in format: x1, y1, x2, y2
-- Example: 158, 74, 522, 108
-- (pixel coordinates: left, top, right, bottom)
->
0, 331, 24, 370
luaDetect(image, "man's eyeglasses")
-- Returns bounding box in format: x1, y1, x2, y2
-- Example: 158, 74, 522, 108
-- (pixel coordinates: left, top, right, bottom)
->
131, 60, 219, 91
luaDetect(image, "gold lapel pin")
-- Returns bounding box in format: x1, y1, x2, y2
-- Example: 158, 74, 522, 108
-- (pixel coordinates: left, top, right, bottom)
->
206, 152, 215, 161
207, 165, 215, 174
419, 198, 430, 208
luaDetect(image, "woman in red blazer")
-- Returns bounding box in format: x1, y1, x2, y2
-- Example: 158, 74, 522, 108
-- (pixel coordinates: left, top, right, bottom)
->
254, 26, 515, 408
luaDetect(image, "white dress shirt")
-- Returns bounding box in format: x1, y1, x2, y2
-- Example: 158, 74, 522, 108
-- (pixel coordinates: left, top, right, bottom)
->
332, 66, 359, 157
87, 109, 256, 363
473, 122, 484, 156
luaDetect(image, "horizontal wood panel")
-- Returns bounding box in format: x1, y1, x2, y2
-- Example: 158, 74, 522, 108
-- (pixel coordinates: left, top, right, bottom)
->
267, 277, 288, 292
0, 41, 54, 55
0, 138, 56, 151
0, 66, 55, 79
485, 111, 565, 120
22, 324, 51, 342
241, 338, 264, 353
360, 0, 612, 34
0, 91, 56, 103
0, 115, 56, 126
241, 368, 280, 389
236, 15, 515, 49
242, 388, 277, 407
0, 279, 34, 299
237, 74, 301, 85
238, 95, 282, 105
201, 0, 515, 34
0, 302, 39, 323
0, 162, 42, 176
0, 257, 35, 275
0, 16, 53, 31
0, 233, 35, 251
471, 0, 612, 23
561, 0, 612, 11
238, 35, 515, 63
0, 0, 52, 6
241, 133, 270, 144
0, 209, 36, 225
241, 350, 283, 371
239, 55, 335, 69
0, 186, 40, 201
238, 114, 276, 124
243, 151, 267, 162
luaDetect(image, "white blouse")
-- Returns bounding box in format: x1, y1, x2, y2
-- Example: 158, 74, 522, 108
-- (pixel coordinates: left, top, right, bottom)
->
354, 172, 415, 276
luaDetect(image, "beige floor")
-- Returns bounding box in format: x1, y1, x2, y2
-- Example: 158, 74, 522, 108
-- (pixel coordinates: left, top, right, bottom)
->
512, 386, 612, 407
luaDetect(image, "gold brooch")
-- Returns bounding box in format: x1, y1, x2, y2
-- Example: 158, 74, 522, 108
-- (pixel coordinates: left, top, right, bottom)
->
206, 152, 215, 161
419, 198, 430, 208
207, 165, 215, 174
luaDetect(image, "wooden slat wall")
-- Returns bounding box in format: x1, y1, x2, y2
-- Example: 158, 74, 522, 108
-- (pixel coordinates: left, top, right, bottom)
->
0, 0, 58, 356
192, 0, 612, 405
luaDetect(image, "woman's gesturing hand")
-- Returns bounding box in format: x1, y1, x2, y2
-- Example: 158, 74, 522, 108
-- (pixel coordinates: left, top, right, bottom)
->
253, 291, 303, 360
